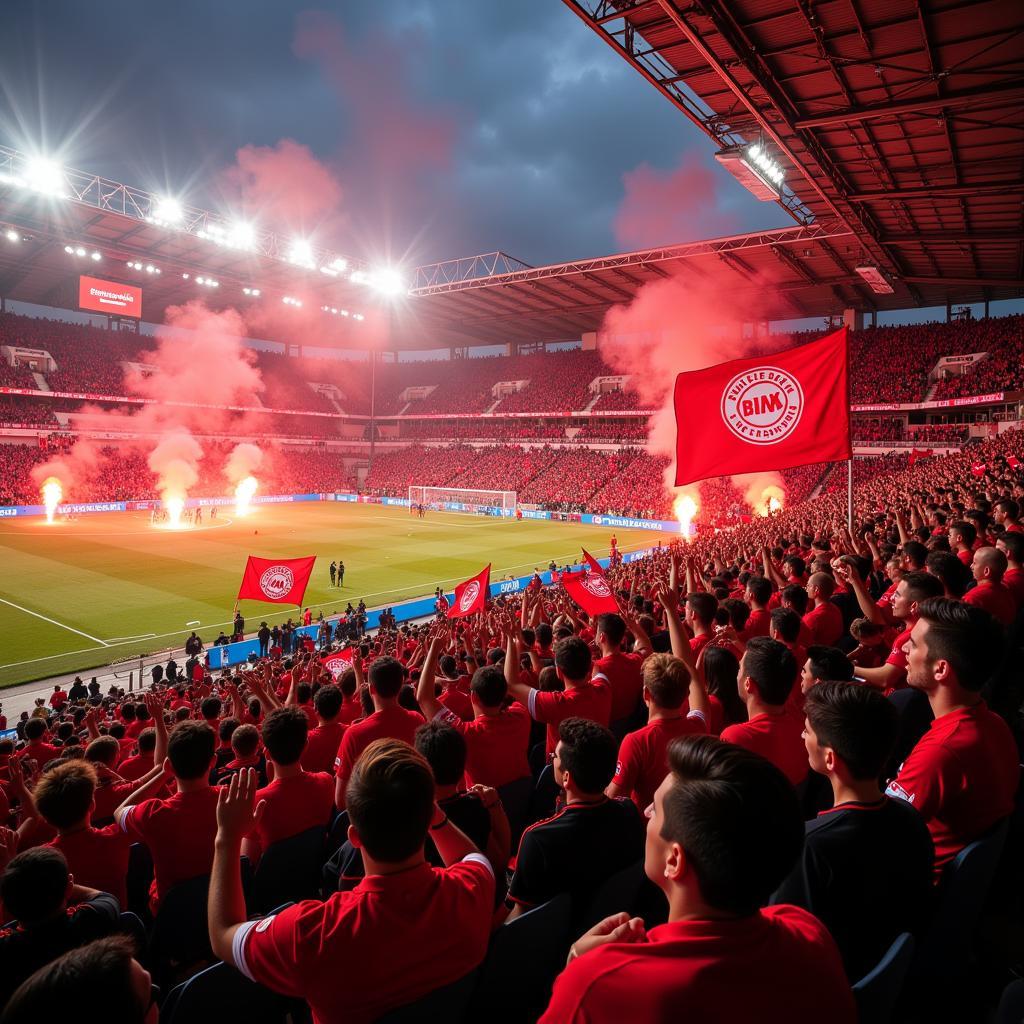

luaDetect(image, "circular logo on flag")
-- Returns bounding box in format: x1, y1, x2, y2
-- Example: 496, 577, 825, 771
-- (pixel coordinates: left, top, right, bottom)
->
720, 366, 804, 445
459, 580, 481, 613
581, 575, 612, 598
259, 565, 295, 600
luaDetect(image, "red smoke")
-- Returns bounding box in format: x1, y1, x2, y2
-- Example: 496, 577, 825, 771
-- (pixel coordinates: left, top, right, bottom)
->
614, 154, 736, 250
222, 138, 346, 237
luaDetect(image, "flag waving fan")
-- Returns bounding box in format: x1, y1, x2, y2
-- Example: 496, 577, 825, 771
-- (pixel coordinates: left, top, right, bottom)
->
237, 555, 316, 605
563, 571, 620, 616
673, 327, 851, 486
448, 564, 491, 618
582, 548, 606, 575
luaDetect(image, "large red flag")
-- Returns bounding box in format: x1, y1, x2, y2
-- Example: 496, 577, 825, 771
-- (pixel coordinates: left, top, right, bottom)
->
237, 555, 316, 605
448, 564, 491, 618
562, 571, 620, 616
321, 647, 354, 680
673, 327, 851, 486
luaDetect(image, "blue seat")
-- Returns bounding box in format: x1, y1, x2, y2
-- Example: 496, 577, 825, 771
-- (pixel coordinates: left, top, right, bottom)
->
252, 825, 327, 914
161, 960, 303, 1024
913, 817, 1010, 990
375, 968, 480, 1023
469, 893, 572, 1021
852, 932, 915, 1024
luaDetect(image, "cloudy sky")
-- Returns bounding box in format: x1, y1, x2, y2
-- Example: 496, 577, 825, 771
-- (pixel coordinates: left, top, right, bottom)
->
0, 0, 790, 271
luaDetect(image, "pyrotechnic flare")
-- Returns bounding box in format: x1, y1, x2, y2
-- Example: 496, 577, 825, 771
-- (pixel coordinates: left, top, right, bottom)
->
235, 475, 258, 515
166, 497, 185, 528
673, 492, 698, 538
759, 485, 785, 516
41, 477, 63, 525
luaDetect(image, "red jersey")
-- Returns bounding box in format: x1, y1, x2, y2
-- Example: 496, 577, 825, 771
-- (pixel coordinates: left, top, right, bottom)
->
438, 687, 473, 722
721, 708, 808, 786
435, 703, 531, 788
339, 696, 363, 726
121, 786, 221, 905
611, 712, 709, 811
335, 705, 425, 785
886, 702, 1019, 876
1003, 568, 1024, 610
594, 651, 646, 723
740, 608, 771, 641
253, 772, 334, 854
540, 904, 855, 1024
117, 752, 155, 783
233, 855, 494, 1024
303, 722, 347, 775
802, 602, 844, 647
529, 676, 612, 755
963, 581, 1017, 626
689, 634, 712, 659
49, 825, 132, 907
16, 739, 61, 766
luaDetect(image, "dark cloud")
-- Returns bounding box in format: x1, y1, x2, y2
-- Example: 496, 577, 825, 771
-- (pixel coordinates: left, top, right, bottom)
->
0, 0, 787, 269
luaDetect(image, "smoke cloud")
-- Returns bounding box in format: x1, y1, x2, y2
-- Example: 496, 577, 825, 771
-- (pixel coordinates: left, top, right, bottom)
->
224, 442, 264, 486
148, 430, 203, 506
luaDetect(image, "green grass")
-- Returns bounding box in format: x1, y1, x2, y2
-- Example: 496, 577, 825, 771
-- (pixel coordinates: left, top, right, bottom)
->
0, 503, 659, 688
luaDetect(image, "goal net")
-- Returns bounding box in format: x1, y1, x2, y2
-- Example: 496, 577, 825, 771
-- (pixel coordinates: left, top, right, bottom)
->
409, 486, 517, 513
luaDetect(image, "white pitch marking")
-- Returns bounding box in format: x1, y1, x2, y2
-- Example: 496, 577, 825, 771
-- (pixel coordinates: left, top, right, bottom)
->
0, 596, 109, 645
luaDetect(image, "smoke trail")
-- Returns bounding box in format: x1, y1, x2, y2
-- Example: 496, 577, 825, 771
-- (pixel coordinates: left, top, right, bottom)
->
223, 442, 264, 486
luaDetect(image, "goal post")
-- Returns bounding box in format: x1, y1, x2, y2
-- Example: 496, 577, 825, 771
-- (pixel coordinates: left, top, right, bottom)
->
409, 486, 518, 513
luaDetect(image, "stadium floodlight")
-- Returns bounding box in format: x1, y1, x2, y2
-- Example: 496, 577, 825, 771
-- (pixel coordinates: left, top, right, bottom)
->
90, 251, 101, 261
65, 245, 74, 254
75, 246, 86, 257
5, 229, 19, 243
349, 269, 367, 285
715, 141, 785, 201
24, 156, 66, 197
150, 196, 183, 225
369, 267, 406, 297
226, 221, 256, 250
282, 295, 302, 307
287, 239, 314, 266
353, 312, 365, 321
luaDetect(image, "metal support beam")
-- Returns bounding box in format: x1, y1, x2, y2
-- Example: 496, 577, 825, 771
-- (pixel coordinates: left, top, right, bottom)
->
849, 180, 1024, 202
794, 82, 1024, 130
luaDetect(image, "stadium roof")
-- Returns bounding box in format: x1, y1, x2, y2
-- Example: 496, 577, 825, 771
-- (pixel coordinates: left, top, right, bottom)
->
555, 0, 1024, 309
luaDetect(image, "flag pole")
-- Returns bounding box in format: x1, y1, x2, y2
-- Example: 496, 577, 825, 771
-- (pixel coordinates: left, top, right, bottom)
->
846, 458, 854, 532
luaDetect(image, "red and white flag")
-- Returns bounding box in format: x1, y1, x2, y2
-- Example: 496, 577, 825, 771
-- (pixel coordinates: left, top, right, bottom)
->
971, 462, 988, 478
562, 571, 620, 616
908, 448, 933, 467
237, 555, 316, 605
582, 548, 605, 575
673, 327, 851, 486
448, 564, 491, 618
321, 648, 354, 680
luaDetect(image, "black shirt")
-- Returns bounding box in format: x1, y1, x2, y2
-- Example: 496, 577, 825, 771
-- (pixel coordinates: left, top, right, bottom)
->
771, 797, 934, 981
506, 797, 644, 917
0, 894, 121, 1008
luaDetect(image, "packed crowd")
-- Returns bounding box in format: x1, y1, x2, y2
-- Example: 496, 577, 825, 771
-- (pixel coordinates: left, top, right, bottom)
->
930, 321, 1024, 399
2, 427, 1023, 1020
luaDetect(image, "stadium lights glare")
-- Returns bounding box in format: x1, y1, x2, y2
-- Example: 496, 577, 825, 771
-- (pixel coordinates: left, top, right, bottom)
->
369, 267, 407, 297
353, 313, 365, 321
75, 247, 86, 257
90, 251, 101, 261
195, 276, 218, 288
746, 144, 785, 187
226, 221, 256, 250
24, 157, 66, 197
287, 239, 314, 267
242, 287, 261, 297
349, 269, 367, 285
149, 196, 183, 225
5, 229, 20, 243
282, 295, 302, 307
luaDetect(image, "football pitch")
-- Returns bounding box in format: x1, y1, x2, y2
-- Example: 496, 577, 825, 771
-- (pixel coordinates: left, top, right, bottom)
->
0, 502, 659, 688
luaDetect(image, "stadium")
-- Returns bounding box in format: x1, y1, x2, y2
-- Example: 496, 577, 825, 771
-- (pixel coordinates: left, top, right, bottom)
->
0, 1, 1022, 1021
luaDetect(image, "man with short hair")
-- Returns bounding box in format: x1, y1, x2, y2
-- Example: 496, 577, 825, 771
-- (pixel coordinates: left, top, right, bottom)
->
418, 636, 531, 789
684, 592, 718, 657
948, 521, 977, 567
209, 741, 495, 1022
994, 498, 1022, 533
593, 612, 652, 731
246, 706, 334, 863
964, 546, 1016, 626
540, 736, 855, 1022
799, 645, 854, 697
0, 848, 121, 1009
505, 718, 644, 921
802, 573, 844, 647
720, 637, 806, 786
996, 531, 1024, 609
886, 598, 1019, 877
15, 718, 60, 767
506, 636, 611, 756
773, 682, 934, 980
114, 719, 221, 909
606, 653, 708, 811
34, 760, 134, 907
334, 656, 425, 809
741, 576, 773, 640
302, 684, 348, 775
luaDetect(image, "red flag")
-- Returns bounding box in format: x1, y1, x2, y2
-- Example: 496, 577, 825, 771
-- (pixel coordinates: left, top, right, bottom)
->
321, 648, 354, 680
237, 555, 316, 605
1008, 456, 1020, 470
562, 571, 620, 616
971, 462, 988, 477
448, 564, 491, 618
673, 328, 851, 486
908, 448, 933, 467
582, 548, 605, 575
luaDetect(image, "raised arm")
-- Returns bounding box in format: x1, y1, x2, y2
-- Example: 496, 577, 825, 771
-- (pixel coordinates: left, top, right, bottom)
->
415, 631, 446, 720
